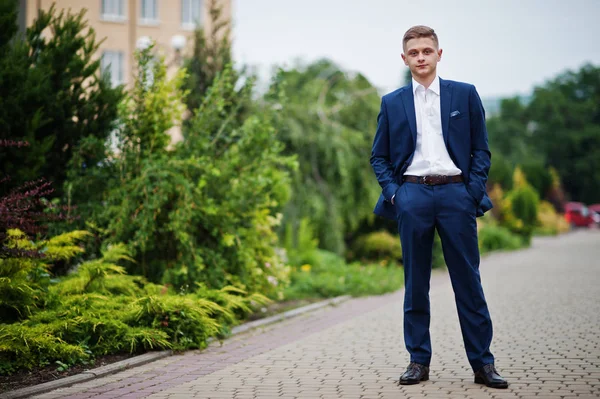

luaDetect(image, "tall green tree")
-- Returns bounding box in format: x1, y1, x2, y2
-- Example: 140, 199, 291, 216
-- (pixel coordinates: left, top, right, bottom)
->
0, 2, 123, 196
527, 64, 600, 203
486, 64, 600, 203
486, 97, 533, 164
268, 60, 381, 254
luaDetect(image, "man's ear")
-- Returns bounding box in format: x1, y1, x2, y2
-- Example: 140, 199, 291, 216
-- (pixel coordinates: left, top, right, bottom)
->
401, 53, 408, 66
437, 48, 443, 61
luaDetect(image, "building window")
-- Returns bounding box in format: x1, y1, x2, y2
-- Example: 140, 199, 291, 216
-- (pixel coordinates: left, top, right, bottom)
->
140, 0, 159, 24
101, 51, 125, 87
101, 0, 126, 21
181, 0, 202, 29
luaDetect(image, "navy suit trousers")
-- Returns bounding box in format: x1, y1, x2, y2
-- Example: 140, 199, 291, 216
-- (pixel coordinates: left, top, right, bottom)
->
395, 181, 494, 371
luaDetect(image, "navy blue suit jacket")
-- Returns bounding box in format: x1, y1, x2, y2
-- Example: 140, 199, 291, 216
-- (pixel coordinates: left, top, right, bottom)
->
370, 78, 493, 221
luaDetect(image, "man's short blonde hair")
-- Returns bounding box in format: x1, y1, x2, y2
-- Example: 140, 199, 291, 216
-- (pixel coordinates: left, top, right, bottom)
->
403, 25, 439, 50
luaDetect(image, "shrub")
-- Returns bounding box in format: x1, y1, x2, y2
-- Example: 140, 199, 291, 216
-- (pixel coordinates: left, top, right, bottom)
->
100, 47, 295, 297
510, 185, 539, 227
350, 230, 402, 262
504, 185, 539, 243
478, 225, 523, 254
0, 229, 89, 323
0, 232, 270, 375
500, 167, 540, 244
536, 200, 570, 236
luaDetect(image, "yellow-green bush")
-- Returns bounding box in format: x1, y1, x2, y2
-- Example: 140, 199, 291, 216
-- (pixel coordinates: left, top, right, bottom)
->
350, 231, 402, 263
536, 200, 570, 235
499, 167, 540, 244
0, 230, 269, 375
0, 229, 90, 323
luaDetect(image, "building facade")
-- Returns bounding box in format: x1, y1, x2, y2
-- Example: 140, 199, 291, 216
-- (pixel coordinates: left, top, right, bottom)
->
19, 0, 232, 87
18, 0, 232, 142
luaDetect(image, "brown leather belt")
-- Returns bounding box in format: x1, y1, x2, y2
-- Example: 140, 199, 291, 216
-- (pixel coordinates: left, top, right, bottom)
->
403, 175, 463, 185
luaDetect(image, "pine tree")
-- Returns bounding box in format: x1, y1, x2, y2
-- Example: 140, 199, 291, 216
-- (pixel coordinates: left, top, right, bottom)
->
0, 2, 123, 198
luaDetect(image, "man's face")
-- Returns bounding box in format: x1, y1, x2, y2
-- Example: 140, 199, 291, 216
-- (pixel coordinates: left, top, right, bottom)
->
401, 37, 442, 81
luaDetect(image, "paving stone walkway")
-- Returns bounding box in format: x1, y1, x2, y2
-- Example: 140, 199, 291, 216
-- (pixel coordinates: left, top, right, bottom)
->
30, 230, 600, 399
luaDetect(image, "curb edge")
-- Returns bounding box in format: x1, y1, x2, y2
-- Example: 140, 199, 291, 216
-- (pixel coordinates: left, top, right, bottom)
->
2, 294, 352, 399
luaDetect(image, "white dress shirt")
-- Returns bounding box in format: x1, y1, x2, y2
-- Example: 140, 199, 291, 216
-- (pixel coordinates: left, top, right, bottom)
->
404, 76, 461, 177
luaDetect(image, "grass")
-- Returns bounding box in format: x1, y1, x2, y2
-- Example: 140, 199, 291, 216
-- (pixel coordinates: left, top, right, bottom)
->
283, 250, 404, 300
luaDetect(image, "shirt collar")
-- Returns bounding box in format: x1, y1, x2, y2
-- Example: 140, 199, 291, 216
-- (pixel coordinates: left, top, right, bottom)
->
412, 75, 440, 96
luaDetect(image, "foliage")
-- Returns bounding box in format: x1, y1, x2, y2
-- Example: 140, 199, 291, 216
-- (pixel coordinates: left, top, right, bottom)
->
0, 2, 123, 196
478, 224, 523, 254
0, 232, 270, 375
0, 229, 87, 322
0, 177, 53, 254
487, 64, 600, 203
183, 0, 235, 115
488, 152, 514, 191
486, 97, 533, 166
487, 183, 505, 220
520, 161, 553, 199
545, 166, 568, 212
101, 47, 294, 297
349, 230, 402, 263
283, 218, 320, 267
536, 200, 570, 236
268, 59, 381, 255
284, 250, 403, 299
501, 168, 540, 243
0, 138, 79, 296
527, 64, 600, 203
509, 185, 539, 232
99, 44, 186, 280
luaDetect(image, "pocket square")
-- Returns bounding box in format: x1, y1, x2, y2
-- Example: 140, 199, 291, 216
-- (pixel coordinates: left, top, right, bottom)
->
450, 110, 461, 117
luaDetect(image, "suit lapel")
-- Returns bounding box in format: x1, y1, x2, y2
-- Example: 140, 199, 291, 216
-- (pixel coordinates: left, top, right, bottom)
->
440, 78, 452, 148
400, 85, 417, 146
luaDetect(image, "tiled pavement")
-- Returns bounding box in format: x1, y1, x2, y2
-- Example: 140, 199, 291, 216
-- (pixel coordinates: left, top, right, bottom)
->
31, 230, 600, 399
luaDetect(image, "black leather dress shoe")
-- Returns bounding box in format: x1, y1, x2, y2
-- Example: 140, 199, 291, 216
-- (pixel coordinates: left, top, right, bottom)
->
474, 364, 509, 388
398, 362, 429, 385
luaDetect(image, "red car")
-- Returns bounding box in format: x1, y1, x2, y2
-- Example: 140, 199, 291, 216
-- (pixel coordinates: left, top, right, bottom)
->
564, 202, 594, 228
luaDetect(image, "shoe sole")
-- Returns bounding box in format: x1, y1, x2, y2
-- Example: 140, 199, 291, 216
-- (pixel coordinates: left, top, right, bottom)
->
474, 376, 508, 389
399, 375, 429, 385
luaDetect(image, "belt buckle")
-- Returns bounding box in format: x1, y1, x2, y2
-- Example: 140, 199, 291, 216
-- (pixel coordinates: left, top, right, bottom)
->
422, 176, 432, 185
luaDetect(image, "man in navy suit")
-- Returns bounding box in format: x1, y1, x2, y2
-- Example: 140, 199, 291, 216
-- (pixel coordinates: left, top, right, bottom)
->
370, 25, 508, 389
